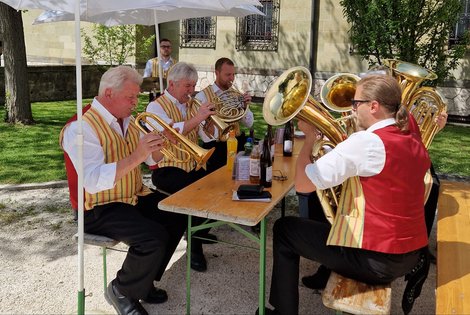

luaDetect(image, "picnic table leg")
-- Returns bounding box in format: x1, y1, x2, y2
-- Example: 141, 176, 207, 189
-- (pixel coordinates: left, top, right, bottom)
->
259, 218, 267, 315
186, 215, 192, 315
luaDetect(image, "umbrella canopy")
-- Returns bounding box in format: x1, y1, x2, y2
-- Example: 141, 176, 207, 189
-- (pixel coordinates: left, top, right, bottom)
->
1, 0, 263, 314
33, 3, 264, 90
33, 5, 264, 26
2, 0, 261, 13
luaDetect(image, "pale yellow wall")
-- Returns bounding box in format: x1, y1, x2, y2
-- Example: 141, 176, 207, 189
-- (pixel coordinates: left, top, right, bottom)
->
176, 0, 312, 71
316, 0, 368, 74
21, 10, 136, 66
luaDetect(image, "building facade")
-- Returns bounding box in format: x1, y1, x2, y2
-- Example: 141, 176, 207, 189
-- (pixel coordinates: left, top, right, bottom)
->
16, 2, 470, 119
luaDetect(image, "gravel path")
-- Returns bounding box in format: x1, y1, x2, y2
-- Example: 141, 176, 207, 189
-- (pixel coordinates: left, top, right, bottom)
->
0, 185, 436, 315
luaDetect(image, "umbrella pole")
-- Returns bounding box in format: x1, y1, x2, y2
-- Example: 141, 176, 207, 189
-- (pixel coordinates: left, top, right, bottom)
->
154, 10, 164, 94
74, 1, 85, 314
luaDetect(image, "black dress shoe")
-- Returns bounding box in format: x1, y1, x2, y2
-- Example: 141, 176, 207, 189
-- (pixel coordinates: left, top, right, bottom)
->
402, 251, 430, 315
141, 286, 168, 304
301, 265, 331, 290
105, 281, 148, 315
190, 251, 207, 272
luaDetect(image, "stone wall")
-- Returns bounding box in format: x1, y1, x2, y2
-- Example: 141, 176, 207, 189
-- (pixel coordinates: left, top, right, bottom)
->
196, 67, 470, 121
0, 65, 107, 104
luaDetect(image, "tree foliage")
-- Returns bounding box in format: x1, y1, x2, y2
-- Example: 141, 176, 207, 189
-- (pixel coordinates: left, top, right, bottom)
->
81, 24, 154, 66
340, 0, 469, 84
0, 4, 33, 124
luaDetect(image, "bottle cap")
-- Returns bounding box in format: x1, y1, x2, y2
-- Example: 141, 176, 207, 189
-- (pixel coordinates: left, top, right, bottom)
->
229, 129, 236, 137
246, 137, 253, 143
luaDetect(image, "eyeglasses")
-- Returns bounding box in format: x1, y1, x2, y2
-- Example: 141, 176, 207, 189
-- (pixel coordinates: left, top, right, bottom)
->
160, 45, 172, 49
350, 99, 371, 110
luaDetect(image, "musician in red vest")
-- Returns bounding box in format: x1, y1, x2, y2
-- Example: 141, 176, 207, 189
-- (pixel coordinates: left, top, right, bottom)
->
60, 66, 187, 315
263, 74, 431, 315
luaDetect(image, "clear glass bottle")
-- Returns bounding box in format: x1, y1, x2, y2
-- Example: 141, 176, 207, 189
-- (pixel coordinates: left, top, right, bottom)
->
244, 137, 253, 156
249, 143, 260, 184
260, 136, 272, 188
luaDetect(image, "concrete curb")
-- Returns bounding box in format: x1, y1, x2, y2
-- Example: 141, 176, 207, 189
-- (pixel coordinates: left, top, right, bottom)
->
0, 174, 153, 192
0, 180, 68, 192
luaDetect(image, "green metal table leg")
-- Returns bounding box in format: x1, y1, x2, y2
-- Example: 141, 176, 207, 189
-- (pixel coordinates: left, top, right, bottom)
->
186, 215, 192, 315
102, 247, 108, 293
78, 290, 85, 315
259, 218, 266, 315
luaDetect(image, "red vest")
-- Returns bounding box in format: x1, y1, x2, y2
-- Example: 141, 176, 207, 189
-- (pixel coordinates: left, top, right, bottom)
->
60, 104, 91, 210
360, 125, 430, 253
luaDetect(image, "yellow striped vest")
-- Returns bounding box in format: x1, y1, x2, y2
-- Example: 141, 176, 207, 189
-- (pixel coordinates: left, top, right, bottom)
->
151, 57, 177, 78
326, 177, 365, 248
201, 86, 241, 140
156, 95, 198, 172
82, 108, 151, 210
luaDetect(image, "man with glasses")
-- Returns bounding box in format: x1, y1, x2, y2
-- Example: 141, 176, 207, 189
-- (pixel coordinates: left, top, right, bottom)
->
143, 38, 177, 101
262, 74, 431, 315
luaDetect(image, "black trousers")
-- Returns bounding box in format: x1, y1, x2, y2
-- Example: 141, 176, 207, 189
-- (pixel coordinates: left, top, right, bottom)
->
425, 163, 440, 237
84, 192, 186, 300
152, 166, 211, 254
268, 216, 421, 315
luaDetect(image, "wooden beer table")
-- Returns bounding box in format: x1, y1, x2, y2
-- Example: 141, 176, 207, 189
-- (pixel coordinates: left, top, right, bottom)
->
158, 141, 303, 315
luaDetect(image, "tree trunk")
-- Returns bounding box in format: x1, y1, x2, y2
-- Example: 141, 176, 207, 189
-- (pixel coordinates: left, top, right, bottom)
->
0, 4, 33, 124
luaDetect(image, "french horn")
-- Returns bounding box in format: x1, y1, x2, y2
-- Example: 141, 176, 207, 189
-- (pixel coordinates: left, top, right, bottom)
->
135, 112, 215, 171
214, 88, 249, 123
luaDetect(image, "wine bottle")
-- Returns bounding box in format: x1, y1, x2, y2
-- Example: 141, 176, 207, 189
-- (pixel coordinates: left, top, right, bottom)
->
249, 143, 260, 184
283, 121, 294, 156
260, 136, 272, 188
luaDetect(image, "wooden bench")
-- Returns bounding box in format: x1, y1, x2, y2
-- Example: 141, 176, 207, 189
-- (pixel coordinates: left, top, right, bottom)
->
73, 233, 124, 293
436, 180, 470, 314
322, 272, 392, 315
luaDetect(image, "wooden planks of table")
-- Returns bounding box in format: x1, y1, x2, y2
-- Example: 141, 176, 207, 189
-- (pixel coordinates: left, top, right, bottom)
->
158, 140, 303, 315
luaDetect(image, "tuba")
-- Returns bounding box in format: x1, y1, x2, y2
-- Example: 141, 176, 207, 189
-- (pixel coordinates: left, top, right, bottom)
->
382, 59, 438, 109
263, 66, 351, 223
188, 96, 233, 141
383, 59, 447, 149
135, 112, 215, 171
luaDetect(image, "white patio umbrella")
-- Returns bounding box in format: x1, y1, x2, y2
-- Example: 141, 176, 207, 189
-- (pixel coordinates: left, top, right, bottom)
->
33, 4, 265, 91
1, 0, 262, 314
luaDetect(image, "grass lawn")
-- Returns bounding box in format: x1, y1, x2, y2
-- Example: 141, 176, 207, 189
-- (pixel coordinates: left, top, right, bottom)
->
0, 96, 469, 184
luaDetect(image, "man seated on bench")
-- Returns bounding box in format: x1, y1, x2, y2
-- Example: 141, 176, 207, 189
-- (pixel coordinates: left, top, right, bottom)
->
60, 66, 187, 315
262, 74, 431, 315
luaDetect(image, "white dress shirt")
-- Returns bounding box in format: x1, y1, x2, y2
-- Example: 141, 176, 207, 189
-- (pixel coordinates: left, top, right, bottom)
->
305, 119, 397, 190
62, 98, 156, 194
143, 57, 174, 78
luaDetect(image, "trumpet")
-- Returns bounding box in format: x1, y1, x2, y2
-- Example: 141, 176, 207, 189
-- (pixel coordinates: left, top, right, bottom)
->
134, 112, 215, 171
188, 96, 233, 141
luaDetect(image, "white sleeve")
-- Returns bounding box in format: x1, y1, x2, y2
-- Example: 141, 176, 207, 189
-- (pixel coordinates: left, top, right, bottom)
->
143, 60, 153, 78
62, 121, 117, 194
305, 131, 386, 189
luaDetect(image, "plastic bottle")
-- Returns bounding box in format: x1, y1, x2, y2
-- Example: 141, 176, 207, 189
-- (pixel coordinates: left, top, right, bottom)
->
283, 121, 294, 156
226, 129, 238, 172
249, 143, 260, 184
260, 136, 272, 188
244, 137, 253, 156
